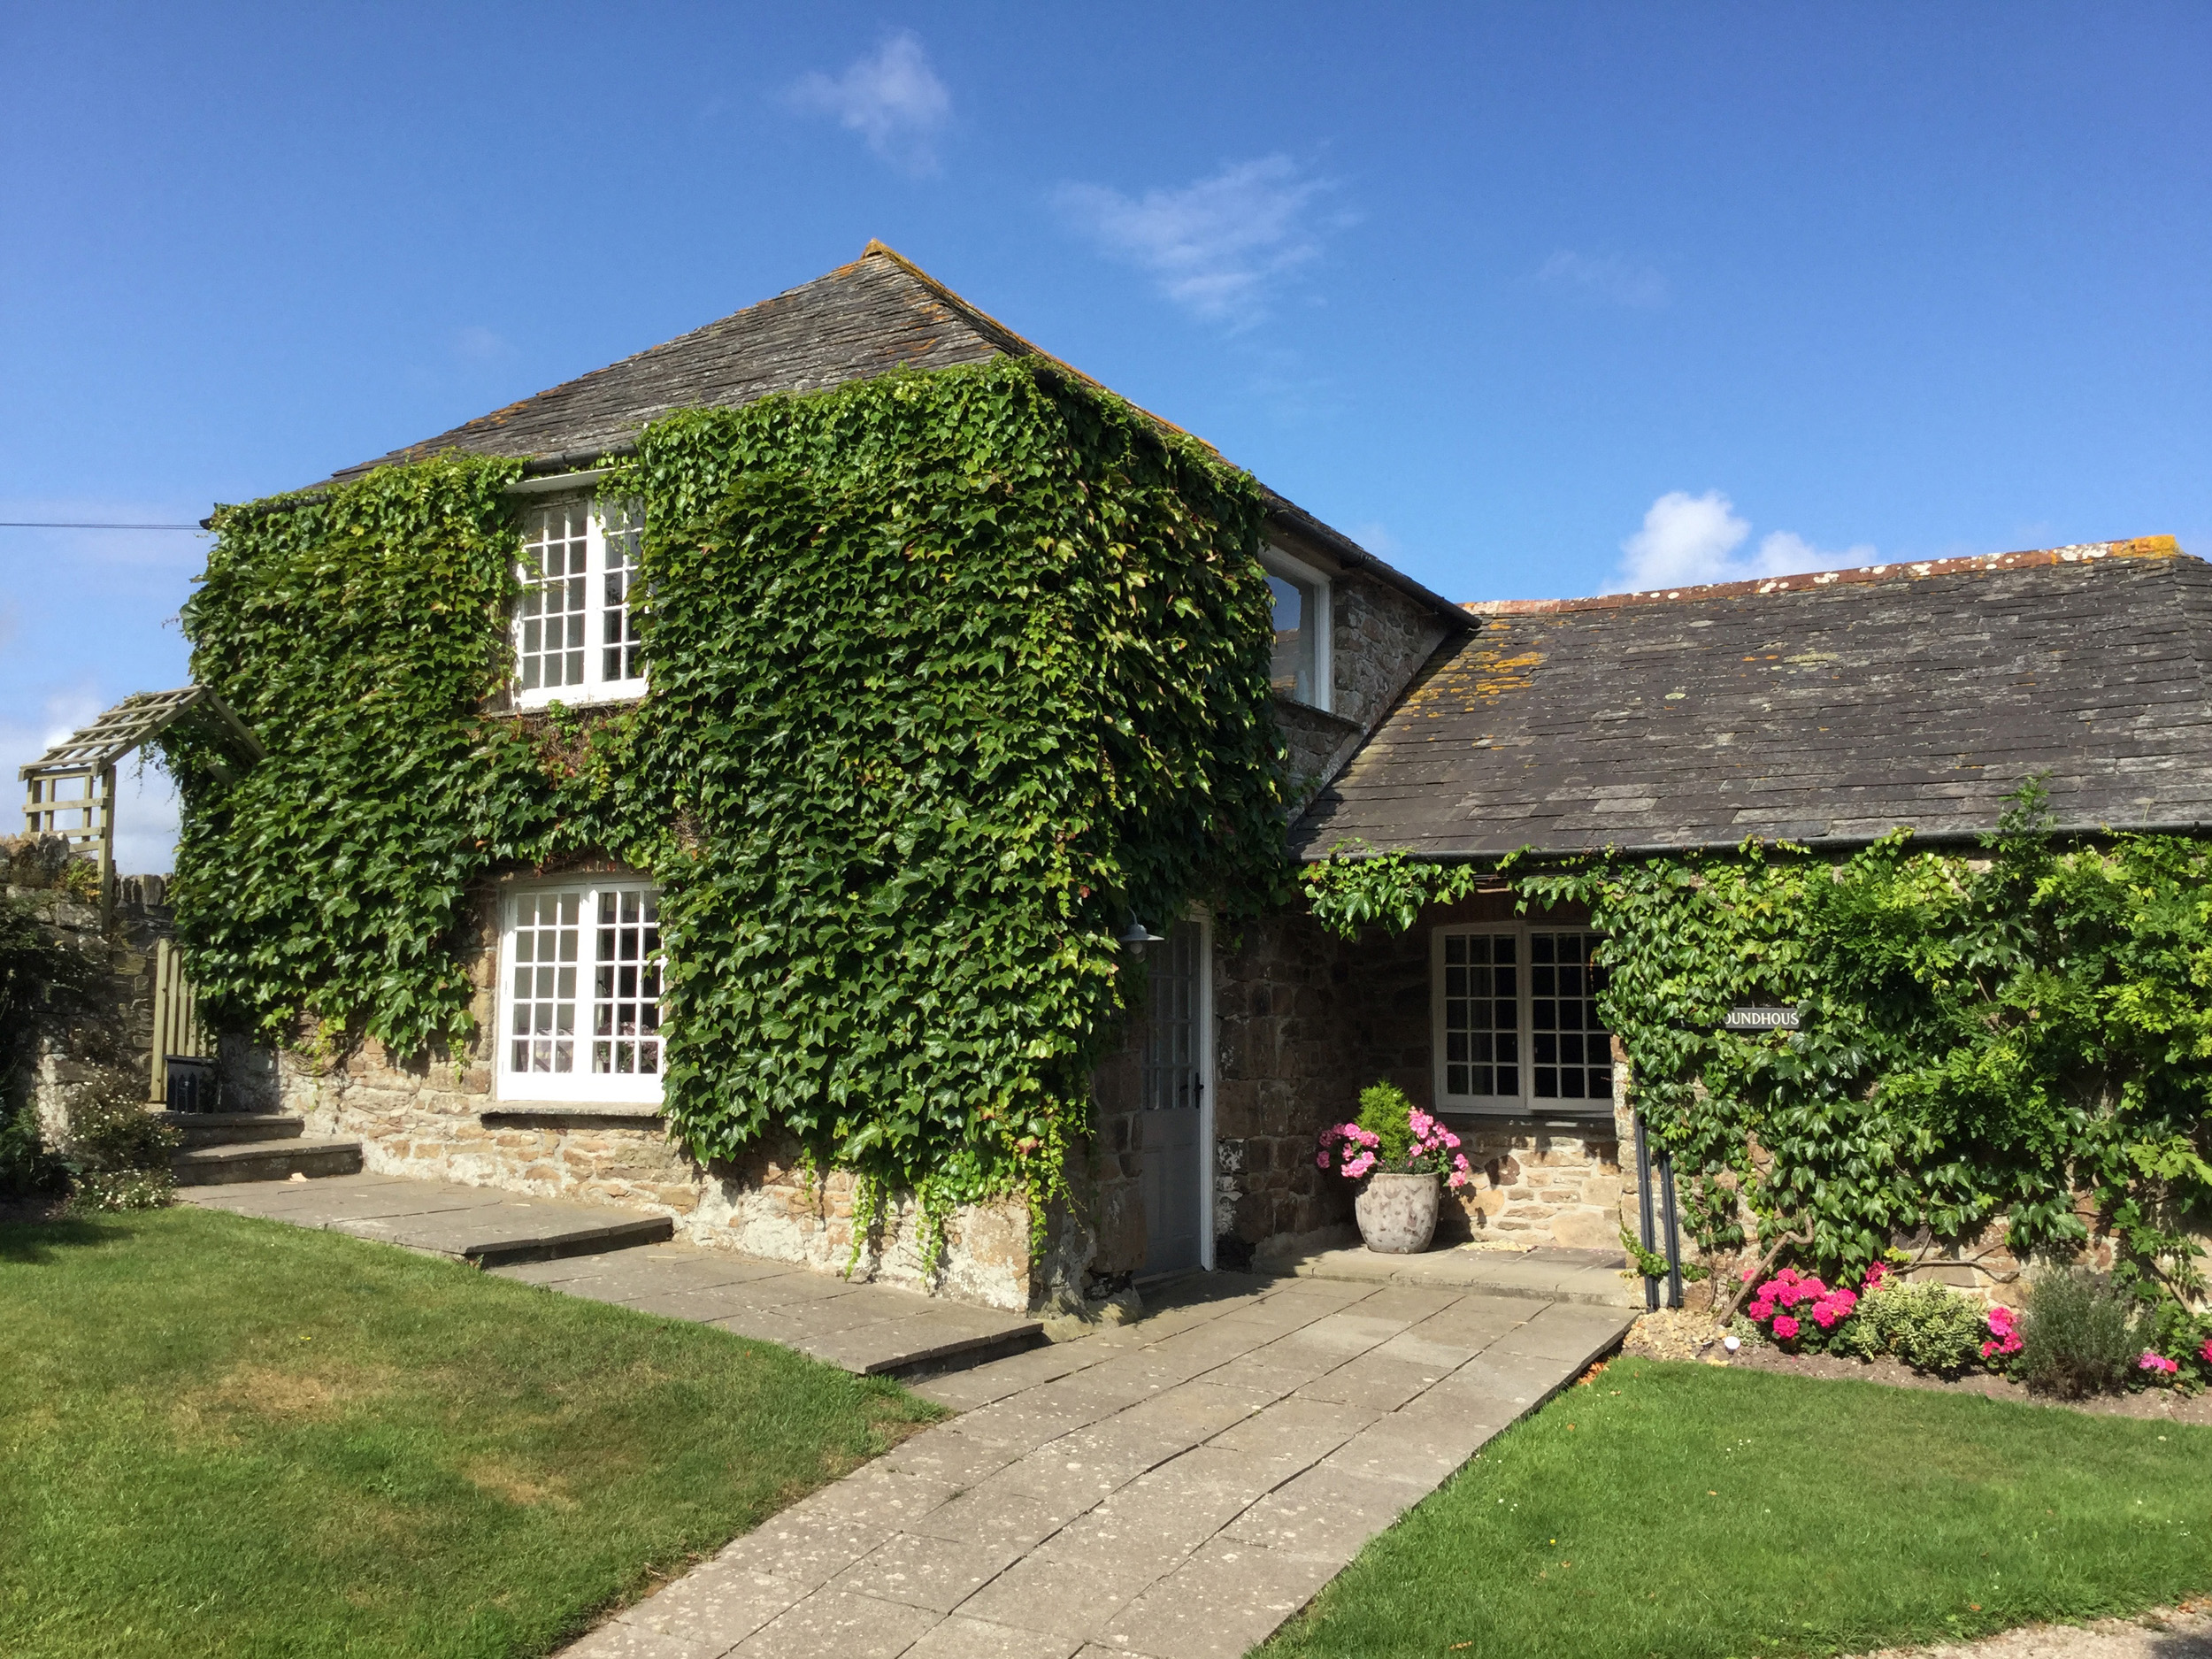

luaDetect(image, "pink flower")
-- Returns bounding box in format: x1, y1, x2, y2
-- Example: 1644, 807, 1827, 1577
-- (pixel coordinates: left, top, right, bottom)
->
1771, 1315, 1801, 1340
1747, 1300, 1774, 1322
1316, 1152, 1330, 1169
2140, 1352, 2179, 1377
1740, 1268, 1757, 1283
1345, 1152, 1376, 1179
1863, 1262, 1889, 1290
1443, 1131, 1461, 1148
2200, 1338, 2212, 1365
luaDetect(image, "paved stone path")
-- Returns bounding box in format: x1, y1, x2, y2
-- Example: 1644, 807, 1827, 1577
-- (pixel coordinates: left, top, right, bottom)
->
565, 1271, 1632, 1659
181, 1173, 1041, 1375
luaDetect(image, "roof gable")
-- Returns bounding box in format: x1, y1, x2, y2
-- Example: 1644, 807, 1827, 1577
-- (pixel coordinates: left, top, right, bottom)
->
334, 243, 1025, 480
1295, 537, 2212, 859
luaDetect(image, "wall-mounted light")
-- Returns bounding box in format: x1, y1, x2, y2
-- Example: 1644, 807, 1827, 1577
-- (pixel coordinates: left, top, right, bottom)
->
1118, 910, 1165, 949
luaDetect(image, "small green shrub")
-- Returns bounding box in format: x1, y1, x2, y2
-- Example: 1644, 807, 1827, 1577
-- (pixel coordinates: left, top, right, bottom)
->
59, 1069, 179, 1213
1831, 1280, 1988, 1375
1355, 1081, 1417, 1165
2017, 1269, 2152, 1398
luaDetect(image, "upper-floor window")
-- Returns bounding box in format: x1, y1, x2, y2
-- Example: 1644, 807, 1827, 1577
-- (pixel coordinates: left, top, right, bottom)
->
1261, 546, 1332, 711
497, 878, 664, 1102
1432, 925, 1614, 1116
514, 499, 645, 707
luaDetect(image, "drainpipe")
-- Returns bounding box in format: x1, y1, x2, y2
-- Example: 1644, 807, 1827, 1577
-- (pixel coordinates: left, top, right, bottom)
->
1633, 1118, 1660, 1314
1658, 1152, 1685, 1310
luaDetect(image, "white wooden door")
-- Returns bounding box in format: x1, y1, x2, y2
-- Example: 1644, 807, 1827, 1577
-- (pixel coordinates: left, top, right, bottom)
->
1140, 920, 1207, 1275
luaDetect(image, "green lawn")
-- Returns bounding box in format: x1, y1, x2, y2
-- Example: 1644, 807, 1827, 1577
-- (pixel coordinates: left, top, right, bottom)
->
1264, 1358, 2212, 1659
0, 1205, 939, 1658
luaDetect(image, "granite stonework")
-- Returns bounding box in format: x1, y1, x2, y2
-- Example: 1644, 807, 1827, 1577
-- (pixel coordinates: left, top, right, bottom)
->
5, 861, 180, 1136
272, 870, 1038, 1313
1209, 890, 1642, 1266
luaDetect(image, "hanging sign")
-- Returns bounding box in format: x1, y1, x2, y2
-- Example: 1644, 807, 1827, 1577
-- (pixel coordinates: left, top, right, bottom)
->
1723, 1007, 1801, 1032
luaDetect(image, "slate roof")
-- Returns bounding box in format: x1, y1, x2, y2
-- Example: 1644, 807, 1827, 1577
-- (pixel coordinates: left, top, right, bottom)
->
327, 242, 1469, 626
334, 243, 1022, 480
1293, 538, 2212, 860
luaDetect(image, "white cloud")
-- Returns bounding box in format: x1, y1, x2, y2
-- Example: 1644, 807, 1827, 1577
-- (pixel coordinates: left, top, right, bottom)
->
1537, 250, 1669, 310
453, 326, 511, 363
1055, 155, 1341, 327
1617, 490, 1876, 590
788, 30, 951, 174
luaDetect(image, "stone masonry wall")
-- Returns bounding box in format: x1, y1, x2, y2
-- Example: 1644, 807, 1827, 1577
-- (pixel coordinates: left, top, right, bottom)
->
272, 862, 1034, 1312
1213, 890, 1641, 1261
4, 862, 177, 1139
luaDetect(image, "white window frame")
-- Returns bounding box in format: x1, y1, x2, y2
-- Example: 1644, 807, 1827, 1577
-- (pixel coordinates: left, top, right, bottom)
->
1259, 544, 1333, 713
511, 490, 648, 709
495, 876, 665, 1104
1432, 923, 1615, 1118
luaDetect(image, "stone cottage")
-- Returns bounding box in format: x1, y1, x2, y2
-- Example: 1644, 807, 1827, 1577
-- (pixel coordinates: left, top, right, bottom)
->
203, 241, 2207, 1312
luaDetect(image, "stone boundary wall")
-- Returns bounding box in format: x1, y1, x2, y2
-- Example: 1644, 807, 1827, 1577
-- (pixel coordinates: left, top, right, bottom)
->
4, 865, 176, 1139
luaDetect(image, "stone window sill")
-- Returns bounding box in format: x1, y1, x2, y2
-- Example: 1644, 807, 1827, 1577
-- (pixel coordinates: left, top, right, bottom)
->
480, 1102, 664, 1123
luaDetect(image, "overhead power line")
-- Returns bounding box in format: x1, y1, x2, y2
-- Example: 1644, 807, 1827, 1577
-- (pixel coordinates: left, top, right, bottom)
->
0, 521, 204, 530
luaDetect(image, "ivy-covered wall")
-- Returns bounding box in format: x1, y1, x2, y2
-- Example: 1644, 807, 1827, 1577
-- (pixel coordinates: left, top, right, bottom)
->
173, 359, 1288, 1248
1305, 795, 2212, 1348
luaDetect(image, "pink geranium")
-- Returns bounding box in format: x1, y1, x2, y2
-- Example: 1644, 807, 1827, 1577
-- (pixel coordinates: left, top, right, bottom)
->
1771, 1314, 1801, 1340
2140, 1351, 2180, 1377
1980, 1306, 2024, 1362
2200, 1337, 2212, 1365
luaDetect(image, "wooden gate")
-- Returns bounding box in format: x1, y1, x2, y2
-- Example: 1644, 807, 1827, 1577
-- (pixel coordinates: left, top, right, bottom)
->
150, 938, 214, 1106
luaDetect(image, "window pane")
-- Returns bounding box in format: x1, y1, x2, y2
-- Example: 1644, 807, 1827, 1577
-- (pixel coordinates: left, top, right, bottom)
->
1440, 931, 1519, 1101
590, 884, 664, 1077
1267, 572, 1318, 704
516, 506, 591, 694
508, 889, 582, 1075
600, 501, 645, 683
1528, 931, 1613, 1105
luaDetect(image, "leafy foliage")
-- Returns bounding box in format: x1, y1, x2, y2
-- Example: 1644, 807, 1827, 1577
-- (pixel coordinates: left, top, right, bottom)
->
0, 883, 104, 1196
58, 1065, 180, 1212
174, 453, 537, 1053
172, 360, 1287, 1237
1303, 785, 2212, 1328
1830, 1279, 1992, 1376
2016, 1269, 2154, 1397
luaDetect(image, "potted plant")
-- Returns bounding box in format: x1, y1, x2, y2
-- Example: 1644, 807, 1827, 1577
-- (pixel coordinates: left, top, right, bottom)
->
1317, 1081, 1474, 1254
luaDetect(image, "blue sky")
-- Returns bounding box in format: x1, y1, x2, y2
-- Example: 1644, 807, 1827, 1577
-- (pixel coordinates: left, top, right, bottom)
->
4, 3, 2208, 871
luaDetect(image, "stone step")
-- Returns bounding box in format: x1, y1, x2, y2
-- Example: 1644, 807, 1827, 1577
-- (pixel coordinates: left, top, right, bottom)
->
156, 1112, 304, 1150
462, 1214, 675, 1269
171, 1138, 365, 1187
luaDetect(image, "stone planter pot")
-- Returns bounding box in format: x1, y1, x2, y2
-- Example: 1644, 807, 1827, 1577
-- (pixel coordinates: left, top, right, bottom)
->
1355, 1171, 1440, 1255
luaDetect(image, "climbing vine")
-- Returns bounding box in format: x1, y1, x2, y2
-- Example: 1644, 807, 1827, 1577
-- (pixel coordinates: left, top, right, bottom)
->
171, 359, 1289, 1248
1304, 788, 2212, 1335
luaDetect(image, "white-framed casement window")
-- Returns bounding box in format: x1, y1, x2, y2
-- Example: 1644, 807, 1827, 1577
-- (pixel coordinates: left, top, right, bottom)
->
1432, 925, 1614, 1115
512, 498, 646, 707
1259, 545, 1333, 712
496, 878, 664, 1102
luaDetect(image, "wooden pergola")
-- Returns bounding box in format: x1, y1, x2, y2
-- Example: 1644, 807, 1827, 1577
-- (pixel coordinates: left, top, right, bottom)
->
19, 686, 262, 916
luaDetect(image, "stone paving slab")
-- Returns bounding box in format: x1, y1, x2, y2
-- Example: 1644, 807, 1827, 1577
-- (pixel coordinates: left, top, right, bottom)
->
562, 1270, 1632, 1659
1256, 1235, 1642, 1307
180, 1172, 1041, 1376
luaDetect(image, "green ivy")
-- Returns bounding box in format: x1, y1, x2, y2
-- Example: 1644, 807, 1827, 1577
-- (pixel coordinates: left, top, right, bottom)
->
171, 359, 1289, 1249
1303, 787, 2212, 1333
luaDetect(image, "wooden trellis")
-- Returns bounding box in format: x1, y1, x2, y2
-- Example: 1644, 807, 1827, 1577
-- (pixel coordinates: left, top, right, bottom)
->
18, 686, 261, 917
